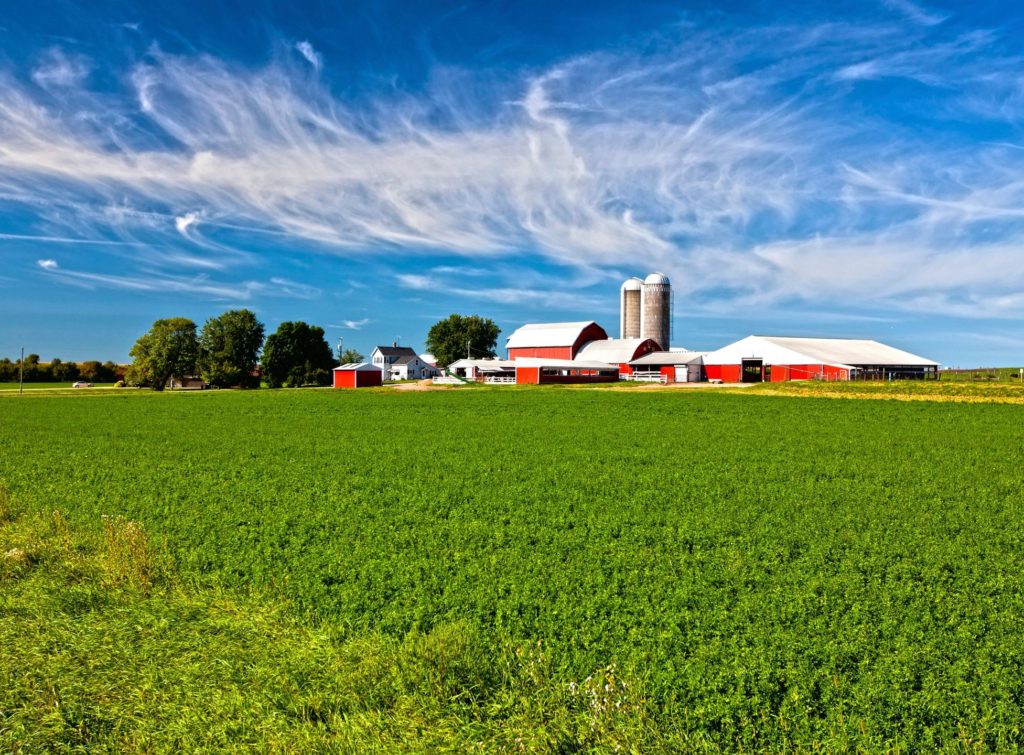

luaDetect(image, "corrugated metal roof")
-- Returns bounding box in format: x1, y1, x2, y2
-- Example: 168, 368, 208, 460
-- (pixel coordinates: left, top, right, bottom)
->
513, 357, 618, 370
630, 350, 705, 366
704, 335, 936, 367
332, 363, 382, 372
505, 321, 598, 349
576, 338, 654, 364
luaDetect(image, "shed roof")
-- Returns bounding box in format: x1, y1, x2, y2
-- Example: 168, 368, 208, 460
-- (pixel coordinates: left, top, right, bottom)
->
630, 350, 705, 366
448, 358, 516, 372
576, 338, 659, 364
703, 336, 937, 367
333, 362, 382, 372
505, 321, 602, 349
513, 357, 618, 370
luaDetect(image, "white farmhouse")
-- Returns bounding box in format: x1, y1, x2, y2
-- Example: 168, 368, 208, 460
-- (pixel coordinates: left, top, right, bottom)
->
370, 344, 438, 381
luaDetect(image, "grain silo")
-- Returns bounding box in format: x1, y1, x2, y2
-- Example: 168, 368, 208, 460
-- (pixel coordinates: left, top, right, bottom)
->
641, 272, 671, 350
620, 278, 643, 339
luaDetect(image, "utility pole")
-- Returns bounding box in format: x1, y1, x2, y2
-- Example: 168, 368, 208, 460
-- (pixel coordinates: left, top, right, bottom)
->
337, 336, 343, 363
19, 346, 24, 396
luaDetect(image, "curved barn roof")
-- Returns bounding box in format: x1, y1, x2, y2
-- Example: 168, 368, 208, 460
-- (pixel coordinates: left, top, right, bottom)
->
505, 321, 606, 349
576, 338, 658, 364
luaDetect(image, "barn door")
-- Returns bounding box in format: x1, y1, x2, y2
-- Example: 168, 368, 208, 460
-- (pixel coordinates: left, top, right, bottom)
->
741, 359, 763, 383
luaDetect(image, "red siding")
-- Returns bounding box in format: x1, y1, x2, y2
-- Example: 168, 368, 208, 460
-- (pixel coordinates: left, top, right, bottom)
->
660, 366, 675, 382
508, 346, 574, 360
570, 323, 610, 358
706, 363, 849, 383
704, 364, 741, 382
514, 367, 617, 385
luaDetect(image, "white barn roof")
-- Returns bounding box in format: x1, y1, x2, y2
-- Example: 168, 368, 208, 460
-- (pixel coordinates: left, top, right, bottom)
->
704, 336, 937, 367
513, 357, 618, 370
506, 322, 599, 349
630, 350, 705, 366
576, 338, 655, 364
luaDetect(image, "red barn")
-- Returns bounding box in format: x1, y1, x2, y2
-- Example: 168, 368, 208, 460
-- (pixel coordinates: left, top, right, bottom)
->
505, 321, 608, 360
575, 338, 661, 376
703, 336, 938, 383
332, 363, 384, 388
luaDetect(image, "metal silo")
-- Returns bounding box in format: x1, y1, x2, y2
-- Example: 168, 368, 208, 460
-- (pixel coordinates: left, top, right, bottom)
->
620, 277, 643, 339
641, 272, 671, 350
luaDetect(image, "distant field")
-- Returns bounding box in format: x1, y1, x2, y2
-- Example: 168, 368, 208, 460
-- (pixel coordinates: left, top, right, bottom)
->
940, 367, 1024, 382
2, 388, 1023, 750
751, 378, 1024, 403
0, 382, 118, 392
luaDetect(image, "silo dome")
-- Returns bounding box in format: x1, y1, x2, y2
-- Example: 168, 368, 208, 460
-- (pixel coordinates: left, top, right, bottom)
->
644, 272, 670, 286
621, 277, 643, 291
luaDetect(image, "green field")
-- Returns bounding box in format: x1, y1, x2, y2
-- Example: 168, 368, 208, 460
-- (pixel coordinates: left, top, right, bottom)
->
2, 387, 1023, 751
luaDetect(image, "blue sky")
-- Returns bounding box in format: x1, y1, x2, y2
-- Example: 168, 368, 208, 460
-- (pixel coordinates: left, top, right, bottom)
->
1, 0, 1023, 366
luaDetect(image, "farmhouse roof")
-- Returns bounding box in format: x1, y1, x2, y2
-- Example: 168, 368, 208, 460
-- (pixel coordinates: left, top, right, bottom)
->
392, 355, 419, 365
374, 345, 417, 357
505, 322, 601, 349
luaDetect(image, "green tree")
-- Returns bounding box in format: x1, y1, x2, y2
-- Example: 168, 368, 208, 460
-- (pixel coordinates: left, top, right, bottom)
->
49, 358, 80, 382
198, 309, 265, 388
338, 348, 364, 365
22, 354, 42, 382
261, 322, 334, 388
127, 318, 199, 391
425, 314, 500, 368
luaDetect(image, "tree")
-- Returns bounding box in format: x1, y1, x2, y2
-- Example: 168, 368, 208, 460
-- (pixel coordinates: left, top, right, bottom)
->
425, 314, 500, 368
127, 318, 199, 390
22, 354, 42, 382
198, 309, 265, 388
338, 348, 364, 365
79, 361, 116, 383
261, 321, 334, 388
50, 358, 80, 382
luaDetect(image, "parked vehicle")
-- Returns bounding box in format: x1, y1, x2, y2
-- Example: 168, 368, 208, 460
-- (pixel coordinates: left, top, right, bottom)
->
72, 381, 93, 388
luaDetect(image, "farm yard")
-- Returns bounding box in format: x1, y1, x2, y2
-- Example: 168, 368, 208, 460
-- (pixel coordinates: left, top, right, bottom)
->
2, 386, 1024, 751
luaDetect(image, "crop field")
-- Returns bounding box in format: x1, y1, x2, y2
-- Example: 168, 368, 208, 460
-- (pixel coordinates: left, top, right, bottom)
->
2, 387, 1024, 751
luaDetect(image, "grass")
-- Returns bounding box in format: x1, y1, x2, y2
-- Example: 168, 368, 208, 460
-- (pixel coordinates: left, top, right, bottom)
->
0, 382, 118, 392
749, 378, 1024, 403
2, 386, 1023, 750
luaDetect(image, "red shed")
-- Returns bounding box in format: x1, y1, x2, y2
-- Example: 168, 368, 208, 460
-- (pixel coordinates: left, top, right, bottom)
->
332, 363, 384, 388
505, 321, 608, 360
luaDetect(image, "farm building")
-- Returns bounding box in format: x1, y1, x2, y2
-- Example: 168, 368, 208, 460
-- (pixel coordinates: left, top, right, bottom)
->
629, 351, 705, 383
446, 358, 517, 383
332, 363, 383, 388
370, 344, 437, 380
505, 321, 608, 360
513, 357, 620, 385
703, 336, 939, 383
575, 338, 661, 376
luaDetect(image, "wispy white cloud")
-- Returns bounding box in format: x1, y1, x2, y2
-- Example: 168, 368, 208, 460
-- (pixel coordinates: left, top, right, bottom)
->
295, 41, 321, 70
30, 47, 91, 89
1, 15, 1023, 314
36, 258, 59, 270
330, 318, 371, 330
879, 0, 949, 27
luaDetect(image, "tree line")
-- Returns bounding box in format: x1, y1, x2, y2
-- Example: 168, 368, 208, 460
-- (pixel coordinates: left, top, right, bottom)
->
0, 355, 120, 384
5, 311, 501, 389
